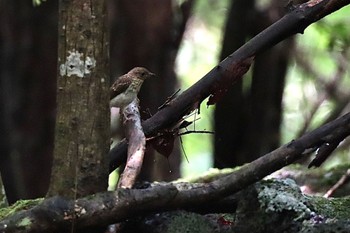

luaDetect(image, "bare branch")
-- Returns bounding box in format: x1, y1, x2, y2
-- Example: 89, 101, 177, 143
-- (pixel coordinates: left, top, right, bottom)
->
178, 130, 214, 136
324, 169, 350, 198
109, 0, 350, 172
117, 100, 146, 188
2, 111, 350, 232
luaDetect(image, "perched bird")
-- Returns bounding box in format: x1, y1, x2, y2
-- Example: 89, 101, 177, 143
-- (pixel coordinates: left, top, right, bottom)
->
110, 67, 155, 109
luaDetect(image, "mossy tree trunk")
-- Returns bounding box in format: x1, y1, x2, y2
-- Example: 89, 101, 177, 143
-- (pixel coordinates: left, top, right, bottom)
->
48, 0, 109, 198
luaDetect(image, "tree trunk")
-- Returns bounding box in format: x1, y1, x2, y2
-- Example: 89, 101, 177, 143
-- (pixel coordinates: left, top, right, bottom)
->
109, 0, 193, 181
214, 0, 255, 167
214, 0, 292, 167
0, 0, 57, 204
48, 0, 109, 198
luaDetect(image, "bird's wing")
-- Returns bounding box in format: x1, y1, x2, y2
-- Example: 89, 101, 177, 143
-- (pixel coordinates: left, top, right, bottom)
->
110, 74, 131, 100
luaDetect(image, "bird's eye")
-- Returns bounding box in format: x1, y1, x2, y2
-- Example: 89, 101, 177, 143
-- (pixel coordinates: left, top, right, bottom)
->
142, 72, 146, 76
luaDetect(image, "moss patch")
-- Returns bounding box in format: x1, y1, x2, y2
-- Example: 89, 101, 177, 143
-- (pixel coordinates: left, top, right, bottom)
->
0, 198, 43, 219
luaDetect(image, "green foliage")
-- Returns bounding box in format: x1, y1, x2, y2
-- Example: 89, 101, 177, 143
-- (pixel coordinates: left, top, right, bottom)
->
32, 0, 46, 6
282, 6, 350, 147
177, 0, 230, 177
0, 198, 43, 219
311, 196, 350, 220
178, 2, 350, 177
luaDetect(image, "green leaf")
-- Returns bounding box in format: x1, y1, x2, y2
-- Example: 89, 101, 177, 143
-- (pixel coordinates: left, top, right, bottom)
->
33, 0, 47, 6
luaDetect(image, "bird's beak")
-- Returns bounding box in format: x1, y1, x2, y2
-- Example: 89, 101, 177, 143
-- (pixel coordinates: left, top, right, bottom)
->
150, 72, 156, 78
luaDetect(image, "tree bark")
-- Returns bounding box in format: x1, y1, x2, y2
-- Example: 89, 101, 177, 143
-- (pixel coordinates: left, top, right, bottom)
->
0, 0, 57, 204
48, 0, 109, 198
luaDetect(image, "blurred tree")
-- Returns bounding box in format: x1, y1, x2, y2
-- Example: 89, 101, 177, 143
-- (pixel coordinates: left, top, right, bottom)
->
214, 0, 294, 167
0, 0, 57, 204
109, 0, 194, 181
284, 12, 350, 166
292, 20, 350, 138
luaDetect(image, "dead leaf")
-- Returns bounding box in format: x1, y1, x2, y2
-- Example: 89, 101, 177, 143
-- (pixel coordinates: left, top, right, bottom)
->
207, 56, 254, 106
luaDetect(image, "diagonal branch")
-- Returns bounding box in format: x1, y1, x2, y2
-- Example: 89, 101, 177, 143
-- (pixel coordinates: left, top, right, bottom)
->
2, 112, 350, 232
109, 0, 350, 171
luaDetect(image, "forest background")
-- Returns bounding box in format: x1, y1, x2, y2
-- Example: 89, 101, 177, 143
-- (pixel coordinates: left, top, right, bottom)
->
0, 0, 349, 231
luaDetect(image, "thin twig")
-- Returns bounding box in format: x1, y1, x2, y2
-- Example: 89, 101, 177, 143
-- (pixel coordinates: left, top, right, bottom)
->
158, 89, 181, 110
324, 169, 350, 198
178, 130, 214, 136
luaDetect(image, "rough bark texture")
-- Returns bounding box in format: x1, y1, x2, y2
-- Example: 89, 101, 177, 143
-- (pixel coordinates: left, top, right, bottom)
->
0, 1, 57, 204
48, 0, 109, 198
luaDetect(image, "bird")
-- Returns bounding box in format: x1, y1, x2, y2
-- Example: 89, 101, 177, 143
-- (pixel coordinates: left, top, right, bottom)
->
110, 67, 155, 109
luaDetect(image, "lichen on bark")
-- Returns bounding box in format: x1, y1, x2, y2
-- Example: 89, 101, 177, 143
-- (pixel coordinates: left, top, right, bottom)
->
48, 0, 109, 198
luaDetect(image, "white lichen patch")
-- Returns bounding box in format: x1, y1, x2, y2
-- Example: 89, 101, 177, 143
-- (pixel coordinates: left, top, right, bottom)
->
85, 56, 96, 74
257, 179, 313, 220
60, 50, 96, 78
17, 217, 32, 227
